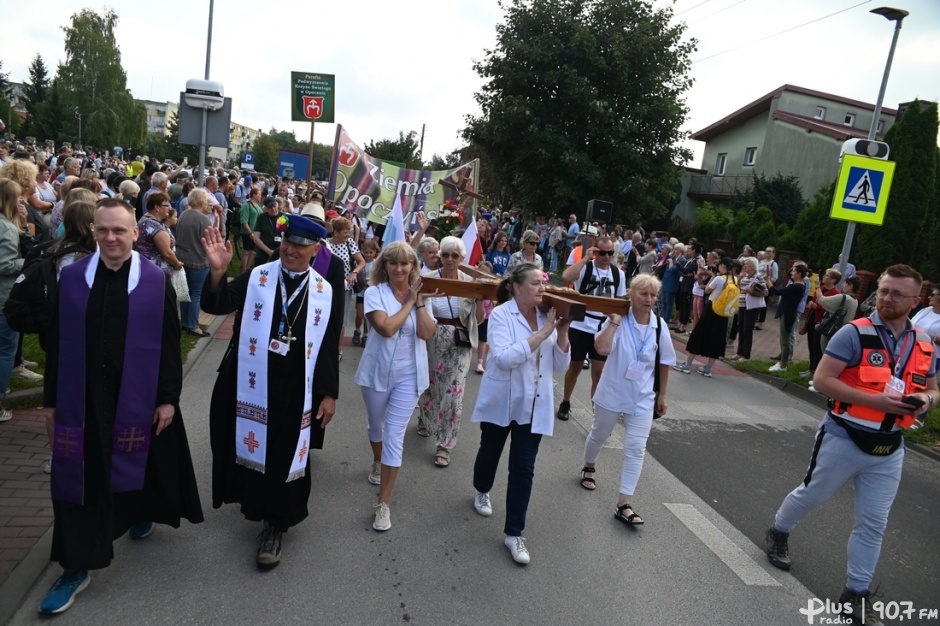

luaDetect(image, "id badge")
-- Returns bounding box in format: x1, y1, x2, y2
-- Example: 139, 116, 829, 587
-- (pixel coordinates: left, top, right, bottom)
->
274, 236, 282, 243
269, 338, 290, 356
625, 363, 644, 381
883, 376, 905, 399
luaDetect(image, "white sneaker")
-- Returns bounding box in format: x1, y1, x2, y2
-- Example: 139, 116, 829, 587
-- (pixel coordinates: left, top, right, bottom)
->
373, 502, 391, 532
768, 363, 785, 373
43, 454, 52, 474
474, 492, 492, 517
808, 384, 817, 393
21, 359, 38, 368
368, 460, 381, 485
11, 365, 43, 381
504, 535, 530, 564
0, 408, 11, 422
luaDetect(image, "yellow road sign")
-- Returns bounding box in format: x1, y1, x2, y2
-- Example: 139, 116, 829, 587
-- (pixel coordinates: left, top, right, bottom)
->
830, 154, 896, 226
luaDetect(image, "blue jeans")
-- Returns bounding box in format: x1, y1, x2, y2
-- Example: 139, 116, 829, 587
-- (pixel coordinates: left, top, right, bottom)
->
660, 289, 677, 324
180, 266, 210, 330
473, 421, 542, 536
774, 417, 903, 592
0, 314, 20, 401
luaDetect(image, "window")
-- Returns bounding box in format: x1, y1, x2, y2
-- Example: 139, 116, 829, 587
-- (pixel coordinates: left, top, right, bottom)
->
814, 106, 826, 120
877, 119, 885, 133
844, 113, 856, 127
716, 153, 727, 176
744, 147, 757, 166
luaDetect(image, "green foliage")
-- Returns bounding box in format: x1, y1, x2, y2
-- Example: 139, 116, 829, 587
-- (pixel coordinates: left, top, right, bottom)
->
855, 101, 939, 276
463, 0, 695, 221
36, 78, 64, 143
163, 110, 199, 164
22, 54, 50, 139
261, 128, 333, 180
693, 201, 732, 244
252, 135, 279, 174
778, 181, 844, 269
55, 8, 146, 151
364, 131, 422, 169
731, 173, 805, 226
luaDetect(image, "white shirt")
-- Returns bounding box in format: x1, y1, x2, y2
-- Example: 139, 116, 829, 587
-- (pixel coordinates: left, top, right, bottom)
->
593, 312, 677, 416
469, 299, 571, 435
569, 263, 628, 334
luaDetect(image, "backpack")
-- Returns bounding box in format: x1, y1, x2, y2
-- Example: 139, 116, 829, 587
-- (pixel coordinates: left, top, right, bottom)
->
3, 244, 85, 335
711, 276, 740, 318
578, 261, 621, 296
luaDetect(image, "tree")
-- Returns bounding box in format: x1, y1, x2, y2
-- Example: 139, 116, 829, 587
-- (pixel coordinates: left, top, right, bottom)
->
22, 54, 50, 138
364, 131, 422, 169
55, 8, 146, 150
163, 110, 199, 164
854, 101, 939, 275
730, 173, 805, 227
0, 60, 13, 137
463, 0, 695, 221
252, 134, 279, 174
37, 78, 66, 144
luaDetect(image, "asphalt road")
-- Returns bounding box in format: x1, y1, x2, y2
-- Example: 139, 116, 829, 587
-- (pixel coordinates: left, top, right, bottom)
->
8, 333, 939, 625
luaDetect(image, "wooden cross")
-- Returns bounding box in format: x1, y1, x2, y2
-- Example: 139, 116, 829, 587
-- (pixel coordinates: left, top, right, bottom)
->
438, 164, 485, 213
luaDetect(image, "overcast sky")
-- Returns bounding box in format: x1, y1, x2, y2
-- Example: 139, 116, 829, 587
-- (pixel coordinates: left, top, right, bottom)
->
2, 0, 937, 168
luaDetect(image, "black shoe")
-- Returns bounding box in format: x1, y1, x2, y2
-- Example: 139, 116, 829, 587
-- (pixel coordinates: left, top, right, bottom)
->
765, 527, 791, 571
838, 587, 884, 626
556, 400, 571, 421
257, 521, 282, 570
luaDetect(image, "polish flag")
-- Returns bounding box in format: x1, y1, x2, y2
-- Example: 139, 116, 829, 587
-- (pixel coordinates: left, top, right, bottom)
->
461, 218, 484, 266
382, 194, 406, 244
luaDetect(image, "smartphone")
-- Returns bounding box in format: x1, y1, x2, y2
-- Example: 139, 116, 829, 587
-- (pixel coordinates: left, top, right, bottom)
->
901, 395, 926, 410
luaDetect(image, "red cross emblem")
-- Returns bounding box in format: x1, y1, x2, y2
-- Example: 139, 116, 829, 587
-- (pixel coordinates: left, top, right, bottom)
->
243, 431, 260, 454
302, 96, 324, 120
298, 439, 308, 464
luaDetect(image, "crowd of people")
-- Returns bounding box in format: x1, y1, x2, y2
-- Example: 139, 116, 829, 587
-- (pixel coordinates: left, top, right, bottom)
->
1, 138, 937, 625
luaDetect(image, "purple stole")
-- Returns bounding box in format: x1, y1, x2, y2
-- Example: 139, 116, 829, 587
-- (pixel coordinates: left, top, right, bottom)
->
311, 243, 332, 277
51, 253, 166, 505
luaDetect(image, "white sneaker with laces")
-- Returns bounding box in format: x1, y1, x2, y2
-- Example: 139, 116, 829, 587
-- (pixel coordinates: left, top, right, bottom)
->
504, 535, 530, 564
0, 408, 11, 422
11, 365, 43, 381
22, 359, 38, 368
368, 460, 381, 485
373, 502, 391, 532
474, 492, 492, 517
768, 363, 785, 373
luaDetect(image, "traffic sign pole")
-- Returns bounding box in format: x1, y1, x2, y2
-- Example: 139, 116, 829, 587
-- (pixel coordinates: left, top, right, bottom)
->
837, 8, 906, 283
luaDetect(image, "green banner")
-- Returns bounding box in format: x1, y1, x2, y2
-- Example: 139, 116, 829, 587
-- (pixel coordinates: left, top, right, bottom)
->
290, 72, 335, 123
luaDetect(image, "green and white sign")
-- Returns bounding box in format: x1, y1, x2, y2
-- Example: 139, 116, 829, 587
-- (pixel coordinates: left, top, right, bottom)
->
291, 72, 335, 123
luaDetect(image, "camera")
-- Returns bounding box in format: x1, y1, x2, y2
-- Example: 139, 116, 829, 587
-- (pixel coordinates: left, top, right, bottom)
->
707, 265, 718, 273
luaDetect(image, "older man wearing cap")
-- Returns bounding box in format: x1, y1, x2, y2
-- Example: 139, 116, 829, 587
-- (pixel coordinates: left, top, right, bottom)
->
201, 213, 340, 571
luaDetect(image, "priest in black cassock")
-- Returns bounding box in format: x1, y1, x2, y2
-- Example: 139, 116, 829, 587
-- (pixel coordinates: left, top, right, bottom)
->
40, 199, 204, 615
201, 212, 342, 570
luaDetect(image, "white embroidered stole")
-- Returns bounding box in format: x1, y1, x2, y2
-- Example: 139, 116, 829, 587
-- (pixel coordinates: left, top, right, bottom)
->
235, 260, 332, 481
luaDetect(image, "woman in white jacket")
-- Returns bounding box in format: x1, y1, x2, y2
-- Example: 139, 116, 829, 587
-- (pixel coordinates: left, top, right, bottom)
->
354, 242, 437, 532
580, 273, 676, 526
469, 263, 571, 564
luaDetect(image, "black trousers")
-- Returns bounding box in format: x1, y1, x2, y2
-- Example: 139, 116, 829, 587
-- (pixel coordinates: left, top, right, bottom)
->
473, 421, 542, 537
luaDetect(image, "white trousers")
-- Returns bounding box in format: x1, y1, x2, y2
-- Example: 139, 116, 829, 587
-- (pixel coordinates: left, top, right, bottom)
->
361, 364, 419, 467
583, 405, 654, 497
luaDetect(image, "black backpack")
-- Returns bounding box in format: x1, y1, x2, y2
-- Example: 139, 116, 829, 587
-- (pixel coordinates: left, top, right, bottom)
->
3, 243, 86, 335
578, 260, 621, 296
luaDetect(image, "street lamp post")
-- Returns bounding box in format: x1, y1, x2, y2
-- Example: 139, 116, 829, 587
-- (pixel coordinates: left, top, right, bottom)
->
837, 7, 909, 280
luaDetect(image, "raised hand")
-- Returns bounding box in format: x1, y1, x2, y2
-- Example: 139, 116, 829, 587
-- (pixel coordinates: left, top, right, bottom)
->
202, 227, 233, 272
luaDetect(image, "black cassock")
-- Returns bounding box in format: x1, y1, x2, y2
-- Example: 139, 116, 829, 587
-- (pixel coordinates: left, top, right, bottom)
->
45, 259, 204, 571
203, 259, 342, 532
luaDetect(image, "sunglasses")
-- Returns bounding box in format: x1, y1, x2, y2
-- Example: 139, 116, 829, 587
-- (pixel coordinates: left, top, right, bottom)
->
594, 250, 614, 256
525, 241, 538, 246
440, 252, 461, 259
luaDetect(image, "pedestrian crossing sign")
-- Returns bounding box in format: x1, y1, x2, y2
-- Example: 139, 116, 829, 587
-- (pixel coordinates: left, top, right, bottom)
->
830, 154, 895, 226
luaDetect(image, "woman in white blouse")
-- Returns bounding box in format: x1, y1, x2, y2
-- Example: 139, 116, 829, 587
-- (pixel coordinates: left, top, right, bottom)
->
580, 273, 676, 526
354, 242, 437, 532
469, 263, 571, 565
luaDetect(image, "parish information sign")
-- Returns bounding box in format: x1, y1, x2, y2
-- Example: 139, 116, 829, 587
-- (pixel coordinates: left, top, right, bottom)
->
291, 72, 335, 123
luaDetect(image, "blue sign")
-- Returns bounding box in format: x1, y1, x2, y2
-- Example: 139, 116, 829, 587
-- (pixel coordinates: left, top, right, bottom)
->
277, 151, 309, 180
841, 166, 885, 214
243, 152, 254, 164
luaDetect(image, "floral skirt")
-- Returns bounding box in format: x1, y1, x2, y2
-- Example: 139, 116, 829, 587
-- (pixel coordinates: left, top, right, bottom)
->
418, 324, 473, 451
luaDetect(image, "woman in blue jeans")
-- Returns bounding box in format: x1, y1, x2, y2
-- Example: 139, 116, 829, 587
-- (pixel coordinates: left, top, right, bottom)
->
469, 263, 571, 565
174, 189, 213, 337
0, 179, 26, 422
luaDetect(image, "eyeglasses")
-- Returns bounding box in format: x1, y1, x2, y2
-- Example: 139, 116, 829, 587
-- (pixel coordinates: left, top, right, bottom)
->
440, 252, 461, 259
875, 289, 919, 302
525, 241, 538, 246
594, 250, 614, 256
159, 203, 172, 208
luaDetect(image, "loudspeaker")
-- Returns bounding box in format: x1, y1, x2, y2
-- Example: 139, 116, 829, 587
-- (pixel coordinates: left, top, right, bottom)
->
587, 199, 613, 223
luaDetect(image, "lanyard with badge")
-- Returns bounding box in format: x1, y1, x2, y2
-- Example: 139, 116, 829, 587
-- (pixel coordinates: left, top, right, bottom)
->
624, 313, 652, 381
873, 325, 915, 399
270, 269, 310, 356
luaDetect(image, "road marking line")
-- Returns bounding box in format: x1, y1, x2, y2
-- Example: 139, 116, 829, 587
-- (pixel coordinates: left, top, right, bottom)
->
664, 503, 780, 586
